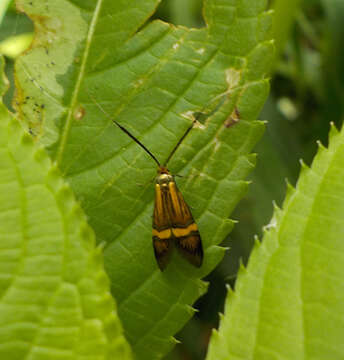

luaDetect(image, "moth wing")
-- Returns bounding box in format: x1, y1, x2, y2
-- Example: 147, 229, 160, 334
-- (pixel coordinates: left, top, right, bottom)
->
152, 184, 173, 271
153, 237, 172, 271
168, 182, 203, 267
175, 232, 203, 267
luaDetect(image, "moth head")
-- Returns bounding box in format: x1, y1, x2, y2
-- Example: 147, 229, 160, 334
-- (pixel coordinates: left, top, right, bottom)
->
156, 167, 173, 187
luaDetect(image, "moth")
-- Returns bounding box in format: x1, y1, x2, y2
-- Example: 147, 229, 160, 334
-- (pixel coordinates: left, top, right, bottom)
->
90, 98, 203, 271
152, 164, 203, 270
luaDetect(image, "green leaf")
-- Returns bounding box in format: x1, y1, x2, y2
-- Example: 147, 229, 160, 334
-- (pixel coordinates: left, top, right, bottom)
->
271, 0, 302, 58
0, 56, 131, 360
13, 0, 273, 358
206, 123, 344, 359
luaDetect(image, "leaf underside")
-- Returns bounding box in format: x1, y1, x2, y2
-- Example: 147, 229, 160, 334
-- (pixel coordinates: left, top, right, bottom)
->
14, 0, 273, 358
0, 56, 131, 360
206, 124, 344, 360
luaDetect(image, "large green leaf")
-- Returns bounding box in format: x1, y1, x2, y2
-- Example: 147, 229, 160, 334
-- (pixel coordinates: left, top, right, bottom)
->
0, 56, 131, 360
206, 123, 344, 359
14, 0, 273, 358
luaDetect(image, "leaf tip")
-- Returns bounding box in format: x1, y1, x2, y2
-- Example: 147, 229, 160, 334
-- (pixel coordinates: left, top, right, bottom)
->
237, 260, 247, 275
79, 222, 96, 250
316, 139, 325, 150
285, 178, 294, 189
225, 283, 234, 293
254, 235, 261, 246
185, 304, 197, 315
299, 158, 309, 169
329, 121, 339, 137
170, 336, 180, 345
218, 312, 225, 322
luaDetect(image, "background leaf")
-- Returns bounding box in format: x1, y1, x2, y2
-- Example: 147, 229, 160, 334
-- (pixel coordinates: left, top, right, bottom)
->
0, 56, 131, 360
271, 0, 302, 58
0, 0, 12, 24
321, 0, 344, 127
13, 0, 273, 358
206, 123, 344, 359
221, 0, 320, 288
0, 0, 33, 109
224, 96, 301, 278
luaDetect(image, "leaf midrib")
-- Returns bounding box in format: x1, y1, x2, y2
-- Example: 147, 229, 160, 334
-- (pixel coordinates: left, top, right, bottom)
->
55, 0, 104, 164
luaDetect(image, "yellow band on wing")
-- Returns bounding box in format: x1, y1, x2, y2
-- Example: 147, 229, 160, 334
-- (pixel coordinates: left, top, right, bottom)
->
153, 223, 198, 239
172, 223, 198, 238
152, 228, 172, 239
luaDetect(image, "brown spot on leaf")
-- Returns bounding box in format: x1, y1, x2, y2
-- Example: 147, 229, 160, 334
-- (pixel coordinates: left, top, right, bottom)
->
74, 105, 86, 120
224, 107, 240, 128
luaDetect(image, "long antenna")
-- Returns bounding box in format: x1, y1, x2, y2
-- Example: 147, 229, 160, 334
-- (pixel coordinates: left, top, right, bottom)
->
87, 92, 161, 167
163, 90, 230, 165
163, 120, 195, 166
88, 88, 227, 169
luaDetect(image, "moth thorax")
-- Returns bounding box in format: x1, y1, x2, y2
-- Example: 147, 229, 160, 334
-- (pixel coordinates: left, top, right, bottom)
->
156, 173, 173, 187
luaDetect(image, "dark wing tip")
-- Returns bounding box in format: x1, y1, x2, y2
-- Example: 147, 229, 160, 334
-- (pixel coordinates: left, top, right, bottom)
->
175, 233, 203, 268
153, 237, 173, 271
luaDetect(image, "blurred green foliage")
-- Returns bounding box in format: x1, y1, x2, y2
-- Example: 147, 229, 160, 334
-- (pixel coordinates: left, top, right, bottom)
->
0, 0, 33, 109
1, 0, 343, 359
